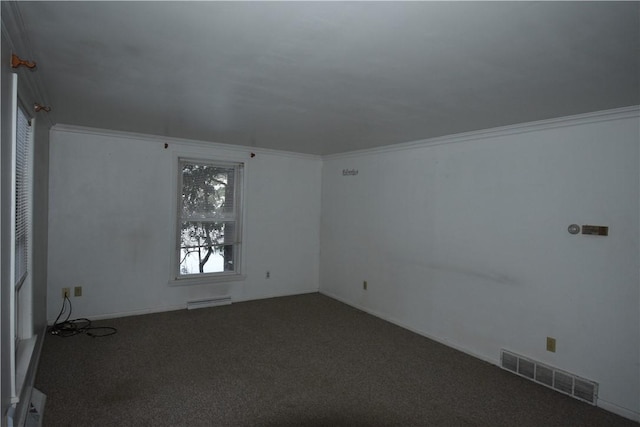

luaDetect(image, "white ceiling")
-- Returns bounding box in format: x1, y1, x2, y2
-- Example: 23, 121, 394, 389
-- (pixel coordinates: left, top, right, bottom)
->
11, 1, 640, 155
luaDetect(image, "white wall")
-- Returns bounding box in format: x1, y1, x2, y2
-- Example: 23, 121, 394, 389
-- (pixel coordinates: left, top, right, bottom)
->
320, 109, 640, 419
47, 126, 321, 320
32, 122, 50, 336
47, 110, 639, 420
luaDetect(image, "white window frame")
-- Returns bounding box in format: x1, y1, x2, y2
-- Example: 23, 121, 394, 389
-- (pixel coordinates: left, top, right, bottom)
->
170, 155, 245, 286
9, 73, 35, 404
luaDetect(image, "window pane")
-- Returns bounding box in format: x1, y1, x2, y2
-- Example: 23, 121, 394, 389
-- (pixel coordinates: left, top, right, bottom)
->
14, 106, 30, 286
181, 163, 235, 220
179, 221, 235, 275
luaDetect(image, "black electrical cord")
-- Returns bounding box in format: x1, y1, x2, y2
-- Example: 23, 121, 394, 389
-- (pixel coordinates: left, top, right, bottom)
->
49, 295, 117, 338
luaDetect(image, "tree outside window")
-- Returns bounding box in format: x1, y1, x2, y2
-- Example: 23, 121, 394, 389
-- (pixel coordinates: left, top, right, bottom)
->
178, 160, 242, 277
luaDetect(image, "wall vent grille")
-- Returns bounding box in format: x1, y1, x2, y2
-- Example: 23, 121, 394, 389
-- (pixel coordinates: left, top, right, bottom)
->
186, 297, 232, 310
500, 349, 598, 405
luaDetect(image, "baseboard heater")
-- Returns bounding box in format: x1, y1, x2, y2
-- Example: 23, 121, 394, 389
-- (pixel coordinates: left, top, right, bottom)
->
500, 349, 598, 405
186, 297, 232, 310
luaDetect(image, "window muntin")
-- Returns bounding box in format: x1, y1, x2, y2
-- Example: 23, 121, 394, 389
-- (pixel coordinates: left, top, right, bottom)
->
176, 159, 242, 279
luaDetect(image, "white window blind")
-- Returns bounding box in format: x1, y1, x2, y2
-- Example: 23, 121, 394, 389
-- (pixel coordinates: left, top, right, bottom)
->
14, 105, 31, 289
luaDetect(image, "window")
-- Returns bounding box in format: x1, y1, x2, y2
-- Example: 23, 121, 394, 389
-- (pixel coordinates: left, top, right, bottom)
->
9, 73, 35, 404
174, 159, 243, 282
14, 103, 30, 293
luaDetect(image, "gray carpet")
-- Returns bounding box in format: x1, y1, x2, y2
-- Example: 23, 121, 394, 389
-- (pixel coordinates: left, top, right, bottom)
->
35, 293, 636, 426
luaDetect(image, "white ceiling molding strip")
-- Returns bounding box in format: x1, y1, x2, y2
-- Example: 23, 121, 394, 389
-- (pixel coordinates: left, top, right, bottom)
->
50, 124, 322, 161
324, 105, 640, 160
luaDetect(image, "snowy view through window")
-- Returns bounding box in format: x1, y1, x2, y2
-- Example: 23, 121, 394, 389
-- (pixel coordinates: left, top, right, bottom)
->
180, 241, 225, 273
179, 161, 236, 275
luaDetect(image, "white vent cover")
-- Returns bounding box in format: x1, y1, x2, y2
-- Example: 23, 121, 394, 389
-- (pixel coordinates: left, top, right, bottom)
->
186, 297, 232, 310
500, 349, 598, 405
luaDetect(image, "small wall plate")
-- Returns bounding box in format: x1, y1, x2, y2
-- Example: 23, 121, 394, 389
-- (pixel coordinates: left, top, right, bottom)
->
582, 225, 608, 236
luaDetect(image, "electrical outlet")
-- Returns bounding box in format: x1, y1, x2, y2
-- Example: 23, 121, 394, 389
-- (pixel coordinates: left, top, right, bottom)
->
363, 280, 367, 290
74, 286, 82, 297
546, 337, 556, 353
266, 271, 270, 279
62, 288, 70, 298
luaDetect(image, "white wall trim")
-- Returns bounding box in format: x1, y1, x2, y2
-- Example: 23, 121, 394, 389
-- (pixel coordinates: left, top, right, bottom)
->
319, 291, 640, 422
51, 124, 322, 161
318, 290, 499, 365
598, 400, 640, 423
51, 106, 639, 162
323, 105, 640, 160
47, 303, 187, 324
233, 289, 319, 304
46, 290, 320, 323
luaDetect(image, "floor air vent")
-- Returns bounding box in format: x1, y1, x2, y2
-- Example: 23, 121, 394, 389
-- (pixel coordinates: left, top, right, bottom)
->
186, 297, 232, 310
500, 349, 598, 405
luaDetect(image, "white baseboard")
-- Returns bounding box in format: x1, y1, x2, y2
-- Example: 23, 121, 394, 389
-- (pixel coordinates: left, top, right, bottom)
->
47, 303, 186, 324
598, 399, 640, 423
318, 290, 640, 423
47, 288, 320, 324
318, 290, 500, 367
233, 288, 319, 304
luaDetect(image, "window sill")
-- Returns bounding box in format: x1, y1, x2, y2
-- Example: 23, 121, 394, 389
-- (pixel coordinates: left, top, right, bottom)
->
12, 335, 36, 404
168, 273, 246, 287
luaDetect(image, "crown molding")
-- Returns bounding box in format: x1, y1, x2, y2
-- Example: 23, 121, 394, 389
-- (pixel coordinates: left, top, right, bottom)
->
53, 105, 639, 162
323, 105, 640, 160
50, 124, 322, 161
